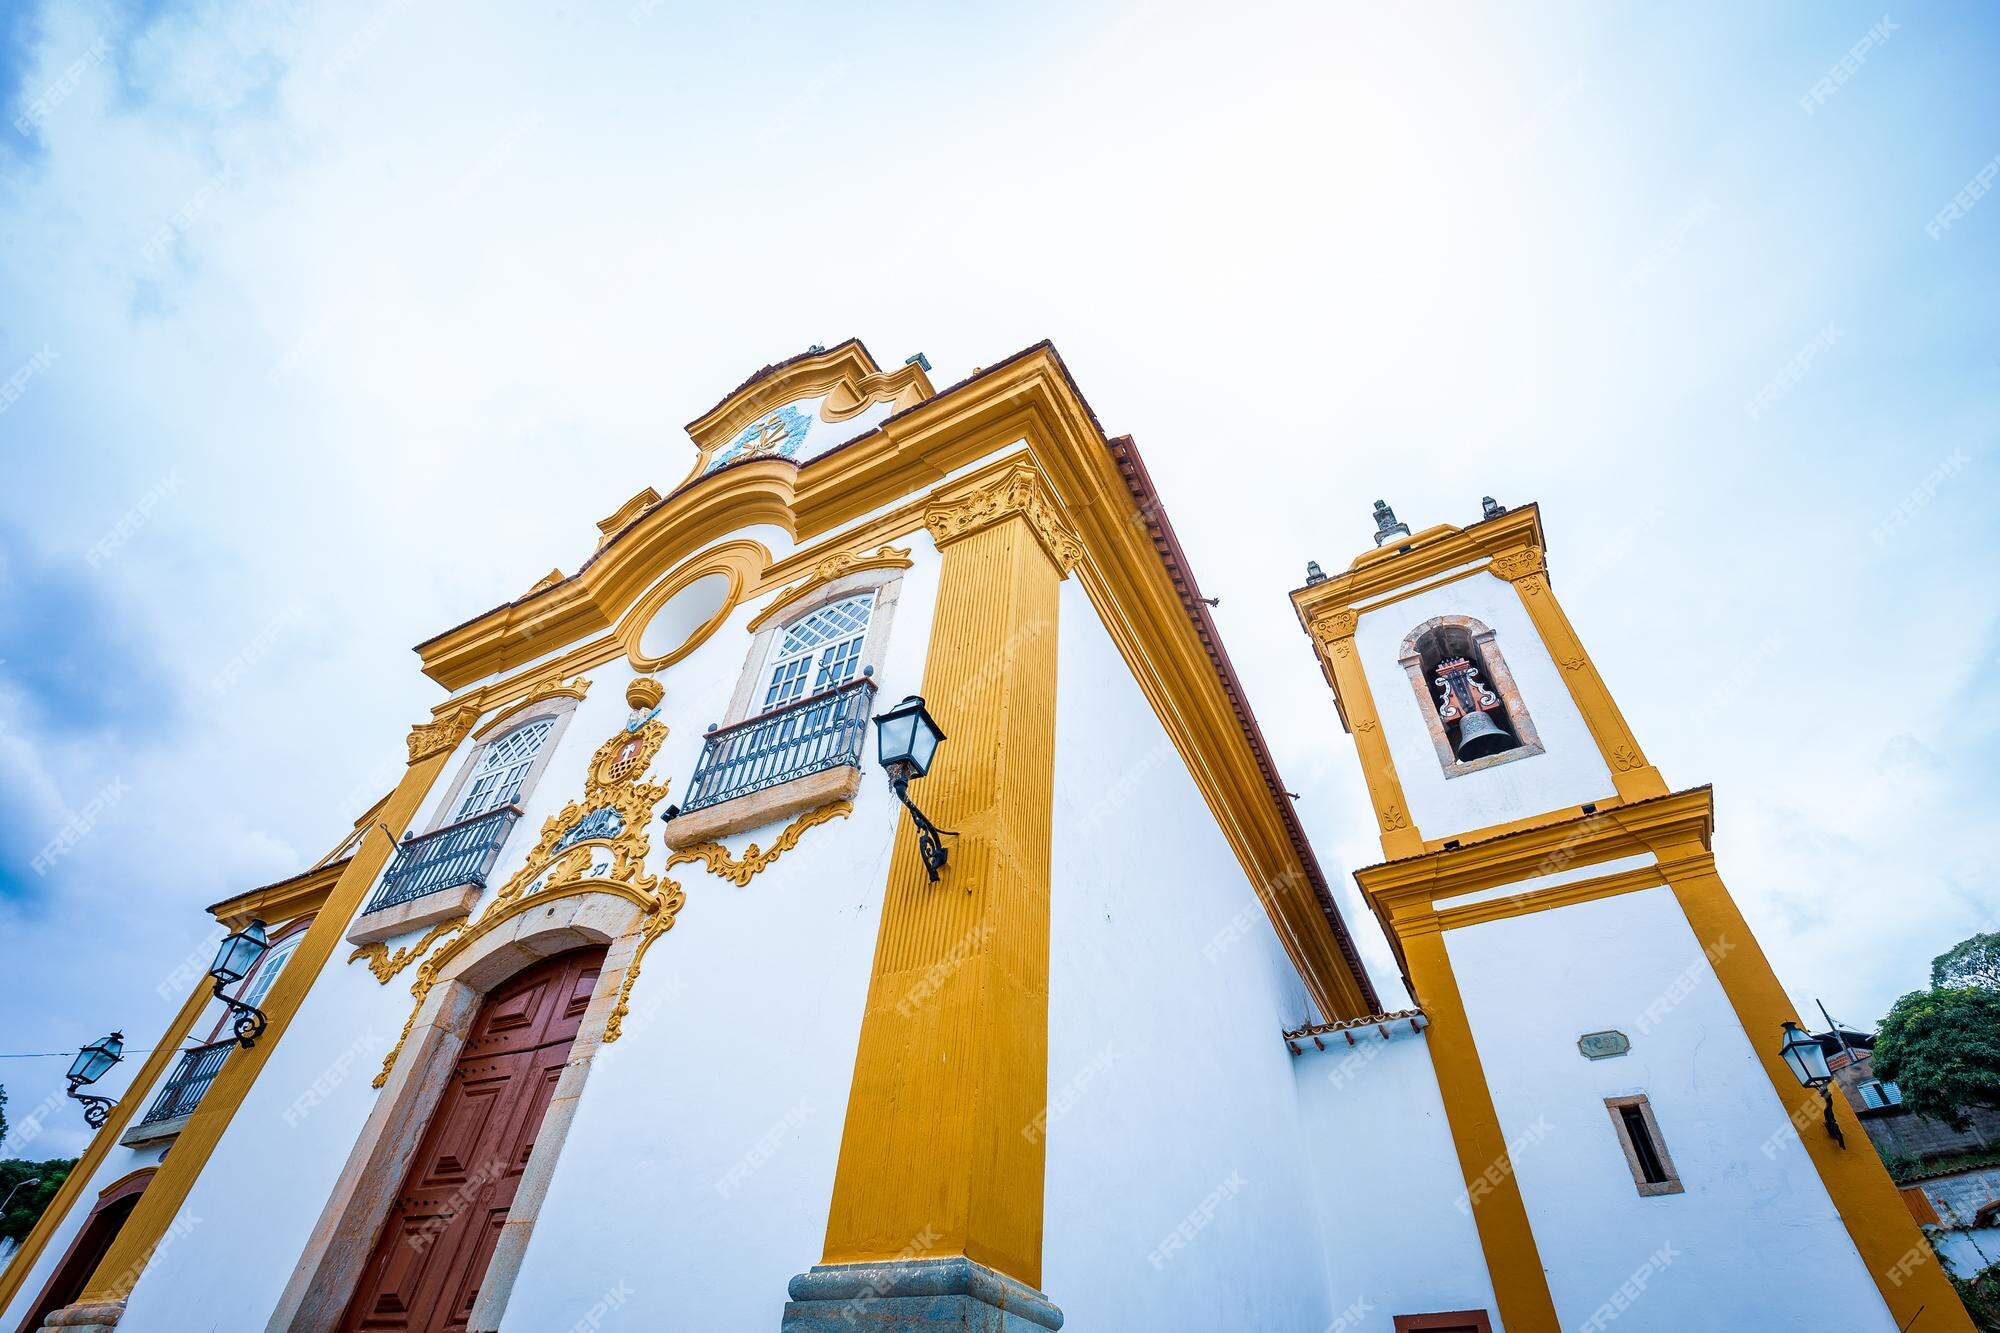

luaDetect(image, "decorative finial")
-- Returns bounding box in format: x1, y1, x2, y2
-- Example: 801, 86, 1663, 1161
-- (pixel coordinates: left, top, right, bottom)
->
1372, 500, 1411, 547
1305, 561, 1327, 584
1481, 496, 1506, 520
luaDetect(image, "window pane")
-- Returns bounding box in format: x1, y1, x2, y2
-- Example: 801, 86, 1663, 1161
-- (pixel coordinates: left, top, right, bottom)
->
241, 936, 300, 1009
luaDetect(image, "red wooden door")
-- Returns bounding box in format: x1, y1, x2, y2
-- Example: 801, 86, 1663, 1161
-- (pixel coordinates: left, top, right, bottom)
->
340, 947, 603, 1332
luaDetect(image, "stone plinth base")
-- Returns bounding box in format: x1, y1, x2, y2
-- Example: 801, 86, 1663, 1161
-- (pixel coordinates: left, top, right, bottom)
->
40, 1300, 125, 1330
782, 1257, 1063, 1331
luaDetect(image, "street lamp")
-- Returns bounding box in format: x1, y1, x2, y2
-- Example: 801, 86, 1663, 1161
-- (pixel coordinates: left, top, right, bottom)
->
1779, 1020, 1846, 1148
2, 1178, 42, 1215
873, 694, 955, 883
210, 919, 271, 1047
65, 1032, 124, 1128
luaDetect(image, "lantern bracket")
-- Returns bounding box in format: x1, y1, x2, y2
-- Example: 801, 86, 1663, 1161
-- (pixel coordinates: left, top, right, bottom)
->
213, 978, 268, 1049
64, 1082, 117, 1129
888, 769, 957, 884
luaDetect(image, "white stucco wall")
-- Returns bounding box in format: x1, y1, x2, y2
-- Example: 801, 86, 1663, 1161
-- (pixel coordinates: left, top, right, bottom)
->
493, 538, 941, 1331
1043, 581, 1335, 1332
1443, 885, 1895, 1331
109, 534, 943, 1331
1354, 570, 1614, 841
1292, 1032, 1502, 1331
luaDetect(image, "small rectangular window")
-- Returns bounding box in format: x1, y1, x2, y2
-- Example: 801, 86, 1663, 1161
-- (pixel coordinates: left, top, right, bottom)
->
1605, 1094, 1683, 1197
1860, 1079, 1903, 1108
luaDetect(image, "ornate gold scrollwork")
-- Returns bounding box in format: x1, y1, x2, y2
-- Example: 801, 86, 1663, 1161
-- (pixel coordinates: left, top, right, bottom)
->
406, 705, 481, 764
373, 717, 682, 1087
349, 915, 468, 984
666, 800, 854, 887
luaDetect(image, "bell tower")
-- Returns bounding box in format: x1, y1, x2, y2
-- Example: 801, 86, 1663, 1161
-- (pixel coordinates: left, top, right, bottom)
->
1291, 500, 1969, 1333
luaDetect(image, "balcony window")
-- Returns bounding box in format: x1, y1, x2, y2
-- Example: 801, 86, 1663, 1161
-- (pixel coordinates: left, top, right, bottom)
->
121, 1039, 233, 1145
667, 678, 876, 847
348, 804, 524, 946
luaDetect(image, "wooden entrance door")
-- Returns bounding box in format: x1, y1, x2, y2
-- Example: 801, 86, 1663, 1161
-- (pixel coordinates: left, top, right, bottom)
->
340, 947, 603, 1332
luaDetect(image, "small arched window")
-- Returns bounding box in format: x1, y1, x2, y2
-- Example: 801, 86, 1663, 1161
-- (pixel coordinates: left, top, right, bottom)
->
451, 716, 557, 822
758, 592, 875, 712
1399, 616, 1544, 776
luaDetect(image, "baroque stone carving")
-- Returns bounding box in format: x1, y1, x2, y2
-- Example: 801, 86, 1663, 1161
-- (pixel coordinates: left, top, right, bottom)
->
1489, 547, 1545, 583
406, 705, 481, 763
373, 717, 683, 1087
1611, 744, 1646, 772
924, 466, 1082, 575
666, 800, 854, 887
1380, 804, 1410, 831
748, 544, 914, 633
349, 915, 468, 984
1310, 609, 1358, 643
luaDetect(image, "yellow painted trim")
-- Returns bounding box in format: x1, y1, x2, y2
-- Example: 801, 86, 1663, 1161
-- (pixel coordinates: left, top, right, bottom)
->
1305, 611, 1422, 858
683, 340, 935, 473
205, 857, 349, 931
745, 544, 914, 634
0, 979, 213, 1317
409, 347, 1374, 1018
1493, 549, 1668, 803
1431, 864, 1663, 933
822, 495, 1063, 1288
73, 737, 457, 1306
472, 676, 592, 741
1360, 788, 1974, 1332
614, 538, 764, 672
1635, 832, 1976, 1330
1401, 929, 1564, 1331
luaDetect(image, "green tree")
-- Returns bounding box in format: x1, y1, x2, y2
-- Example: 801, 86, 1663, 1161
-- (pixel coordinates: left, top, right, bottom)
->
1932, 931, 2000, 992
0, 1157, 74, 1243
1874, 986, 2000, 1130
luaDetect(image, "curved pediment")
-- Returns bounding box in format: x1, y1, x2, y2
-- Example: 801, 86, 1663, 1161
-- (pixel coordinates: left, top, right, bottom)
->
680, 339, 934, 482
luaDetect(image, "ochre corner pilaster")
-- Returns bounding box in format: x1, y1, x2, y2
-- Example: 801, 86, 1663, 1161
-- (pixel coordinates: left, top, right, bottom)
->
822, 484, 1064, 1289
1308, 608, 1423, 859
1490, 545, 1667, 801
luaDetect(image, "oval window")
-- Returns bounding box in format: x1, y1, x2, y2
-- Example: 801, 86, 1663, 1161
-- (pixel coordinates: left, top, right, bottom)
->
637, 571, 732, 663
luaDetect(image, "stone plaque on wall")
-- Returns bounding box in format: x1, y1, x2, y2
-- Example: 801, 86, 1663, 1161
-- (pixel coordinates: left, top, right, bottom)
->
1577, 1030, 1631, 1061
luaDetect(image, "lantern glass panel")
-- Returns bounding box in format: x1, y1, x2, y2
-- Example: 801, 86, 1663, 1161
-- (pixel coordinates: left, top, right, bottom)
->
1780, 1024, 1831, 1086
69, 1033, 122, 1085
908, 717, 941, 776
212, 920, 270, 987
875, 699, 922, 768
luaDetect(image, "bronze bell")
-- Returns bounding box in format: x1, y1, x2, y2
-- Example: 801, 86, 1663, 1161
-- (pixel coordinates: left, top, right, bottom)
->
1455, 708, 1515, 760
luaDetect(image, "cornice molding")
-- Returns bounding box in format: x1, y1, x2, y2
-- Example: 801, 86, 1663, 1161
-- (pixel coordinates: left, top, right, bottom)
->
1358, 786, 1714, 907
207, 858, 351, 931
1291, 505, 1549, 629
746, 543, 914, 633
473, 676, 591, 740
923, 463, 1083, 577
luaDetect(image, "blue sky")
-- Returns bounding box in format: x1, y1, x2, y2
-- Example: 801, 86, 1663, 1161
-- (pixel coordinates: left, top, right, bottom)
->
0, 0, 1995, 1155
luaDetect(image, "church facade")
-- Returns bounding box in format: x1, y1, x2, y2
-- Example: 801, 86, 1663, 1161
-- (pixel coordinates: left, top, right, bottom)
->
1, 341, 1965, 1331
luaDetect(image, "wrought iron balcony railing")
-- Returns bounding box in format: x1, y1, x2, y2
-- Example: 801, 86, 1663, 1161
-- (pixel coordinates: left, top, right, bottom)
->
136, 1039, 233, 1126
682, 677, 876, 814
363, 804, 524, 913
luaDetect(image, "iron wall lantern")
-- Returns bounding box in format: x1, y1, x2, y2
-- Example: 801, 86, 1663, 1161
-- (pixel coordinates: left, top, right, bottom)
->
65, 1031, 123, 1128
1779, 1020, 1845, 1148
873, 695, 955, 882
210, 919, 271, 1047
